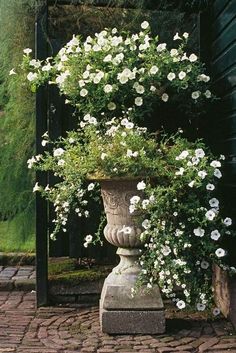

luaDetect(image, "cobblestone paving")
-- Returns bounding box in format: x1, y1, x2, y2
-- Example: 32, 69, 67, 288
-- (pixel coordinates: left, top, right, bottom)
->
0, 266, 35, 290
0, 291, 236, 352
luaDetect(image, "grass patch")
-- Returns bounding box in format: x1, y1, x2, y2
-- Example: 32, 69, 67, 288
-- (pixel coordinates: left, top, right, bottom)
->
48, 257, 111, 285
0, 219, 35, 253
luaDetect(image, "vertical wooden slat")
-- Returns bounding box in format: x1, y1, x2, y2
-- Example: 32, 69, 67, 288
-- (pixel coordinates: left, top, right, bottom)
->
35, 0, 48, 307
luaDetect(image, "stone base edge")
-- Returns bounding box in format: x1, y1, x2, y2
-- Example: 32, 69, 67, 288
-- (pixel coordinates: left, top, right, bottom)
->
100, 308, 165, 334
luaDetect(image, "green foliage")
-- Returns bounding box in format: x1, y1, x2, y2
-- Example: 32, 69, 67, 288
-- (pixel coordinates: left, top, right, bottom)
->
0, 0, 35, 243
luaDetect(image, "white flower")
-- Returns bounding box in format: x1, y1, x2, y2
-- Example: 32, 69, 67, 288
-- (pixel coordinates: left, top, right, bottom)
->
189, 53, 198, 62
205, 90, 212, 98
134, 97, 143, 106
173, 32, 181, 40
176, 300, 186, 309
175, 229, 183, 237
192, 91, 200, 99
104, 84, 113, 93
206, 183, 215, 191
210, 160, 221, 168
211, 230, 221, 241
58, 159, 65, 166
137, 181, 146, 190
188, 181, 195, 188
141, 21, 149, 29
170, 49, 178, 57
85, 234, 93, 243
142, 199, 150, 209
198, 170, 207, 179
213, 308, 220, 316
196, 303, 206, 311
156, 43, 166, 52
205, 210, 216, 221
142, 219, 151, 230
107, 102, 116, 110
27, 72, 38, 82
161, 245, 171, 256
209, 198, 219, 208
80, 88, 88, 97
83, 242, 88, 248
150, 86, 157, 92
178, 150, 189, 159
9, 69, 16, 75
183, 32, 189, 39
130, 195, 140, 204
167, 72, 176, 81
135, 85, 145, 94
220, 154, 225, 160
178, 71, 186, 80
103, 54, 112, 62
214, 169, 222, 178
101, 153, 107, 160
193, 227, 205, 237
125, 122, 134, 129
149, 65, 159, 75
195, 148, 205, 158
87, 183, 95, 191
33, 182, 40, 192
41, 139, 48, 147
161, 93, 169, 102
27, 157, 36, 169
175, 167, 185, 176
215, 248, 226, 258
53, 148, 65, 157
129, 205, 136, 214
23, 48, 32, 55
224, 217, 232, 226
42, 63, 52, 71
201, 261, 209, 269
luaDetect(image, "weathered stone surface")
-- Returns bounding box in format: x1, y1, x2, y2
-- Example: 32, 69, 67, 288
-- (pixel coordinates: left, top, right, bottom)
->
100, 309, 165, 334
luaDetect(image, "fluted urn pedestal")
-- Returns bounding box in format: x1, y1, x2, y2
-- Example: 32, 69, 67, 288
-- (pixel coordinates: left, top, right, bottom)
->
99, 179, 165, 334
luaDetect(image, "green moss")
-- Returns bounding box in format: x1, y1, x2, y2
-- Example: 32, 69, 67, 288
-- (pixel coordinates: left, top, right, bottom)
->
48, 258, 77, 275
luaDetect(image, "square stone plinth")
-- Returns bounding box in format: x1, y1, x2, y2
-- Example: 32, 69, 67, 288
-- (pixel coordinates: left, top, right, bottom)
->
100, 308, 165, 334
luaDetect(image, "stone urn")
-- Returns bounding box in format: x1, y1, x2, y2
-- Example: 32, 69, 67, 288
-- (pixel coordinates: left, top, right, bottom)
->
99, 179, 165, 334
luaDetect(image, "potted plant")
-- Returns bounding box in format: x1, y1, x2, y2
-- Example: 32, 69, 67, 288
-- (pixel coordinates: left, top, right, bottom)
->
13, 21, 235, 333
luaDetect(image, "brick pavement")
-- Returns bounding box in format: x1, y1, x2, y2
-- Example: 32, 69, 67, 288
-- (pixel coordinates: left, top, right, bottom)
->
0, 266, 35, 291
0, 291, 236, 352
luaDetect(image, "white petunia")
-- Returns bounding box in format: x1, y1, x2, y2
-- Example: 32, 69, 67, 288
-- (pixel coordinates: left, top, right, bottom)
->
53, 148, 65, 157
205, 90, 212, 98
206, 183, 215, 191
103, 54, 112, 62
196, 303, 206, 311
80, 88, 88, 97
87, 183, 95, 191
213, 308, 221, 316
205, 210, 216, 221
33, 182, 40, 192
137, 181, 146, 190
224, 217, 232, 226
209, 198, 219, 208
201, 260, 209, 269
141, 21, 149, 29
178, 150, 189, 159
150, 85, 156, 92
183, 32, 189, 39
27, 72, 38, 82
135, 97, 143, 106
161, 93, 169, 102
195, 148, 205, 158
130, 195, 141, 204
198, 170, 207, 179
176, 300, 186, 309
211, 230, 221, 241
142, 199, 150, 209
210, 160, 221, 168
101, 152, 107, 160
178, 71, 186, 80
142, 219, 151, 229
104, 84, 113, 93
135, 85, 145, 94
189, 53, 198, 62
149, 65, 159, 75
85, 234, 93, 243
156, 43, 166, 52
193, 227, 205, 237
161, 245, 171, 256
42, 63, 52, 71
167, 72, 176, 81
175, 167, 185, 176
170, 49, 178, 57
23, 48, 32, 55
215, 248, 226, 257
173, 32, 181, 40
192, 91, 200, 99
9, 68, 16, 75
57, 159, 65, 166
214, 168, 222, 179
188, 181, 195, 188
